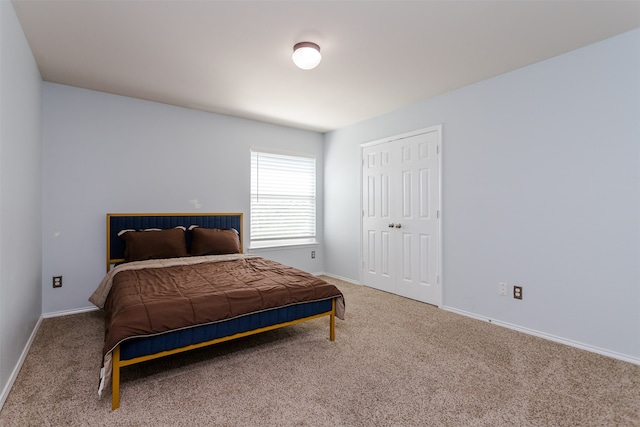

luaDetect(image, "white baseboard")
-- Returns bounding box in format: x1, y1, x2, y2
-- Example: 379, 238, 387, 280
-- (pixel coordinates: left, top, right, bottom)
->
442, 305, 640, 366
0, 316, 43, 411
42, 306, 98, 319
316, 272, 361, 286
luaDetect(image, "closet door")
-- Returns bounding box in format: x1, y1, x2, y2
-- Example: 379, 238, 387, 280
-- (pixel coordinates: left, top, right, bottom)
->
362, 140, 395, 294
361, 127, 441, 306
394, 131, 440, 304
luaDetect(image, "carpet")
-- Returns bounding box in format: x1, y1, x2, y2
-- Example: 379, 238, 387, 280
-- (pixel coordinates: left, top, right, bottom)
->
1, 277, 638, 426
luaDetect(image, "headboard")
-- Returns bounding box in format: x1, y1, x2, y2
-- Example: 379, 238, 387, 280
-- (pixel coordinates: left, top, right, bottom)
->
106, 213, 243, 272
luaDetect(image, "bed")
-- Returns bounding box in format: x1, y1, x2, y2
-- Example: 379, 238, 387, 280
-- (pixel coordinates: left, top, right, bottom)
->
89, 213, 345, 410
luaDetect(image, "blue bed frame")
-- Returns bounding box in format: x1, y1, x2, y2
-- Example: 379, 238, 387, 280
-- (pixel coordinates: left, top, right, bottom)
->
105, 213, 337, 410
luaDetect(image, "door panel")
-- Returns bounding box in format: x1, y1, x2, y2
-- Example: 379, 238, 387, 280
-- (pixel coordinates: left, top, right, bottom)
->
381, 230, 390, 276
402, 170, 412, 218
419, 168, 429, 218
420, 234, 430, 284
381, 173, 390, 218
402, 232, 412, 281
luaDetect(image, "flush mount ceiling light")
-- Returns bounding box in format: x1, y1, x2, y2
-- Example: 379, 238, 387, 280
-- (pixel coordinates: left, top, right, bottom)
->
292, 42, 321, 70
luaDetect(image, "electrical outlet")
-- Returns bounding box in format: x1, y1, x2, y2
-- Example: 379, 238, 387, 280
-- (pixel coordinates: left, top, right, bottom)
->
498, 282, 507, 296
53, 276, 62, 288
311, 251, 316, 259
513, 285, 523, 300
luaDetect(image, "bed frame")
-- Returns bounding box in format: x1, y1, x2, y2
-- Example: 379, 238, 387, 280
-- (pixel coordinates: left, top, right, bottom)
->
106, 213, 337, 410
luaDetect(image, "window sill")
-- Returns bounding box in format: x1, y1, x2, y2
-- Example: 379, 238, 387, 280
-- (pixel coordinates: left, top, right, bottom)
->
249, 240, 318, 251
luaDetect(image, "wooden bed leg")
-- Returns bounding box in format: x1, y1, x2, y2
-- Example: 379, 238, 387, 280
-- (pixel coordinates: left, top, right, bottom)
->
112, 346, 121, 410
330, 299, 336, 341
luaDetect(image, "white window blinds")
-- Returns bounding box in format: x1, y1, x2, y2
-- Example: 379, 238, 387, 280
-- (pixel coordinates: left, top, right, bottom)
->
250, 150, 316, 245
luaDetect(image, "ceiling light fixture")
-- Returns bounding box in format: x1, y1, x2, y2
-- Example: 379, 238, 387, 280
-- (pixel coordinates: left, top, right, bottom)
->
292, 42, 321, 70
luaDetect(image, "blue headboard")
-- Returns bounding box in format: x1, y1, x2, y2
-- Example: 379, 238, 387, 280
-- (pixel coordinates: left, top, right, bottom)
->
106, 213, 243, 271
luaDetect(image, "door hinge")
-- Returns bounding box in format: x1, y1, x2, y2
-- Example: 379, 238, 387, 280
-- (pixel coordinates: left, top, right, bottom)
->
437, 210, 440, 219
436, 145, 440, 154
437, 275, 440, 284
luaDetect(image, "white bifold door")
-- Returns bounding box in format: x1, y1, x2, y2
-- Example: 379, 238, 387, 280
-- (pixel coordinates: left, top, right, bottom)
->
361, 127, 441, 305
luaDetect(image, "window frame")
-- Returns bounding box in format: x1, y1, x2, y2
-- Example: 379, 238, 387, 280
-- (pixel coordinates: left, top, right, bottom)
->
249, 148, 318, 249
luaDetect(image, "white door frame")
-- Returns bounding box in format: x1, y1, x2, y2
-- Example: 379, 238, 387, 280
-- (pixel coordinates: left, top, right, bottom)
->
359, 125, 443, 307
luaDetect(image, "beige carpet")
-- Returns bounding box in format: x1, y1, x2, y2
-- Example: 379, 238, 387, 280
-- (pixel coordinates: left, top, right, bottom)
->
1, 277, 638, 426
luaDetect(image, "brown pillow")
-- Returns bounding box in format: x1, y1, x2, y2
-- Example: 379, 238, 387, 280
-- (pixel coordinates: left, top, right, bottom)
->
190, 227, 240, 256
121, 228, 188, 262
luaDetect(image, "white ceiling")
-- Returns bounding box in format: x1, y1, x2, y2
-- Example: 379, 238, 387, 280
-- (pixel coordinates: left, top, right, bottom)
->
12, 0, 640, 133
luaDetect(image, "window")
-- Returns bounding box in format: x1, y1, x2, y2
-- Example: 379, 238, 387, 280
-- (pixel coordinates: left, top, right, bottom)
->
250, 149, 316, 248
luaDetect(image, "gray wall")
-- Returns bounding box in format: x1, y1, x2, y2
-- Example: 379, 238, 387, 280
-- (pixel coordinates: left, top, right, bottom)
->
41, 83, 324, 314
324, 29, 640, 360
0, 1, 43, 404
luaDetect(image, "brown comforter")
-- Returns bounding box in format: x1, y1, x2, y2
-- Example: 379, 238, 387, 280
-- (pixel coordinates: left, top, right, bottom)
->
102, 255, 345, 356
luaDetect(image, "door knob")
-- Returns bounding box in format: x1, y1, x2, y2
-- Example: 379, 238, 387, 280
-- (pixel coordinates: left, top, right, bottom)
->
395, 224, 402, 228
388, 223, 395, 228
